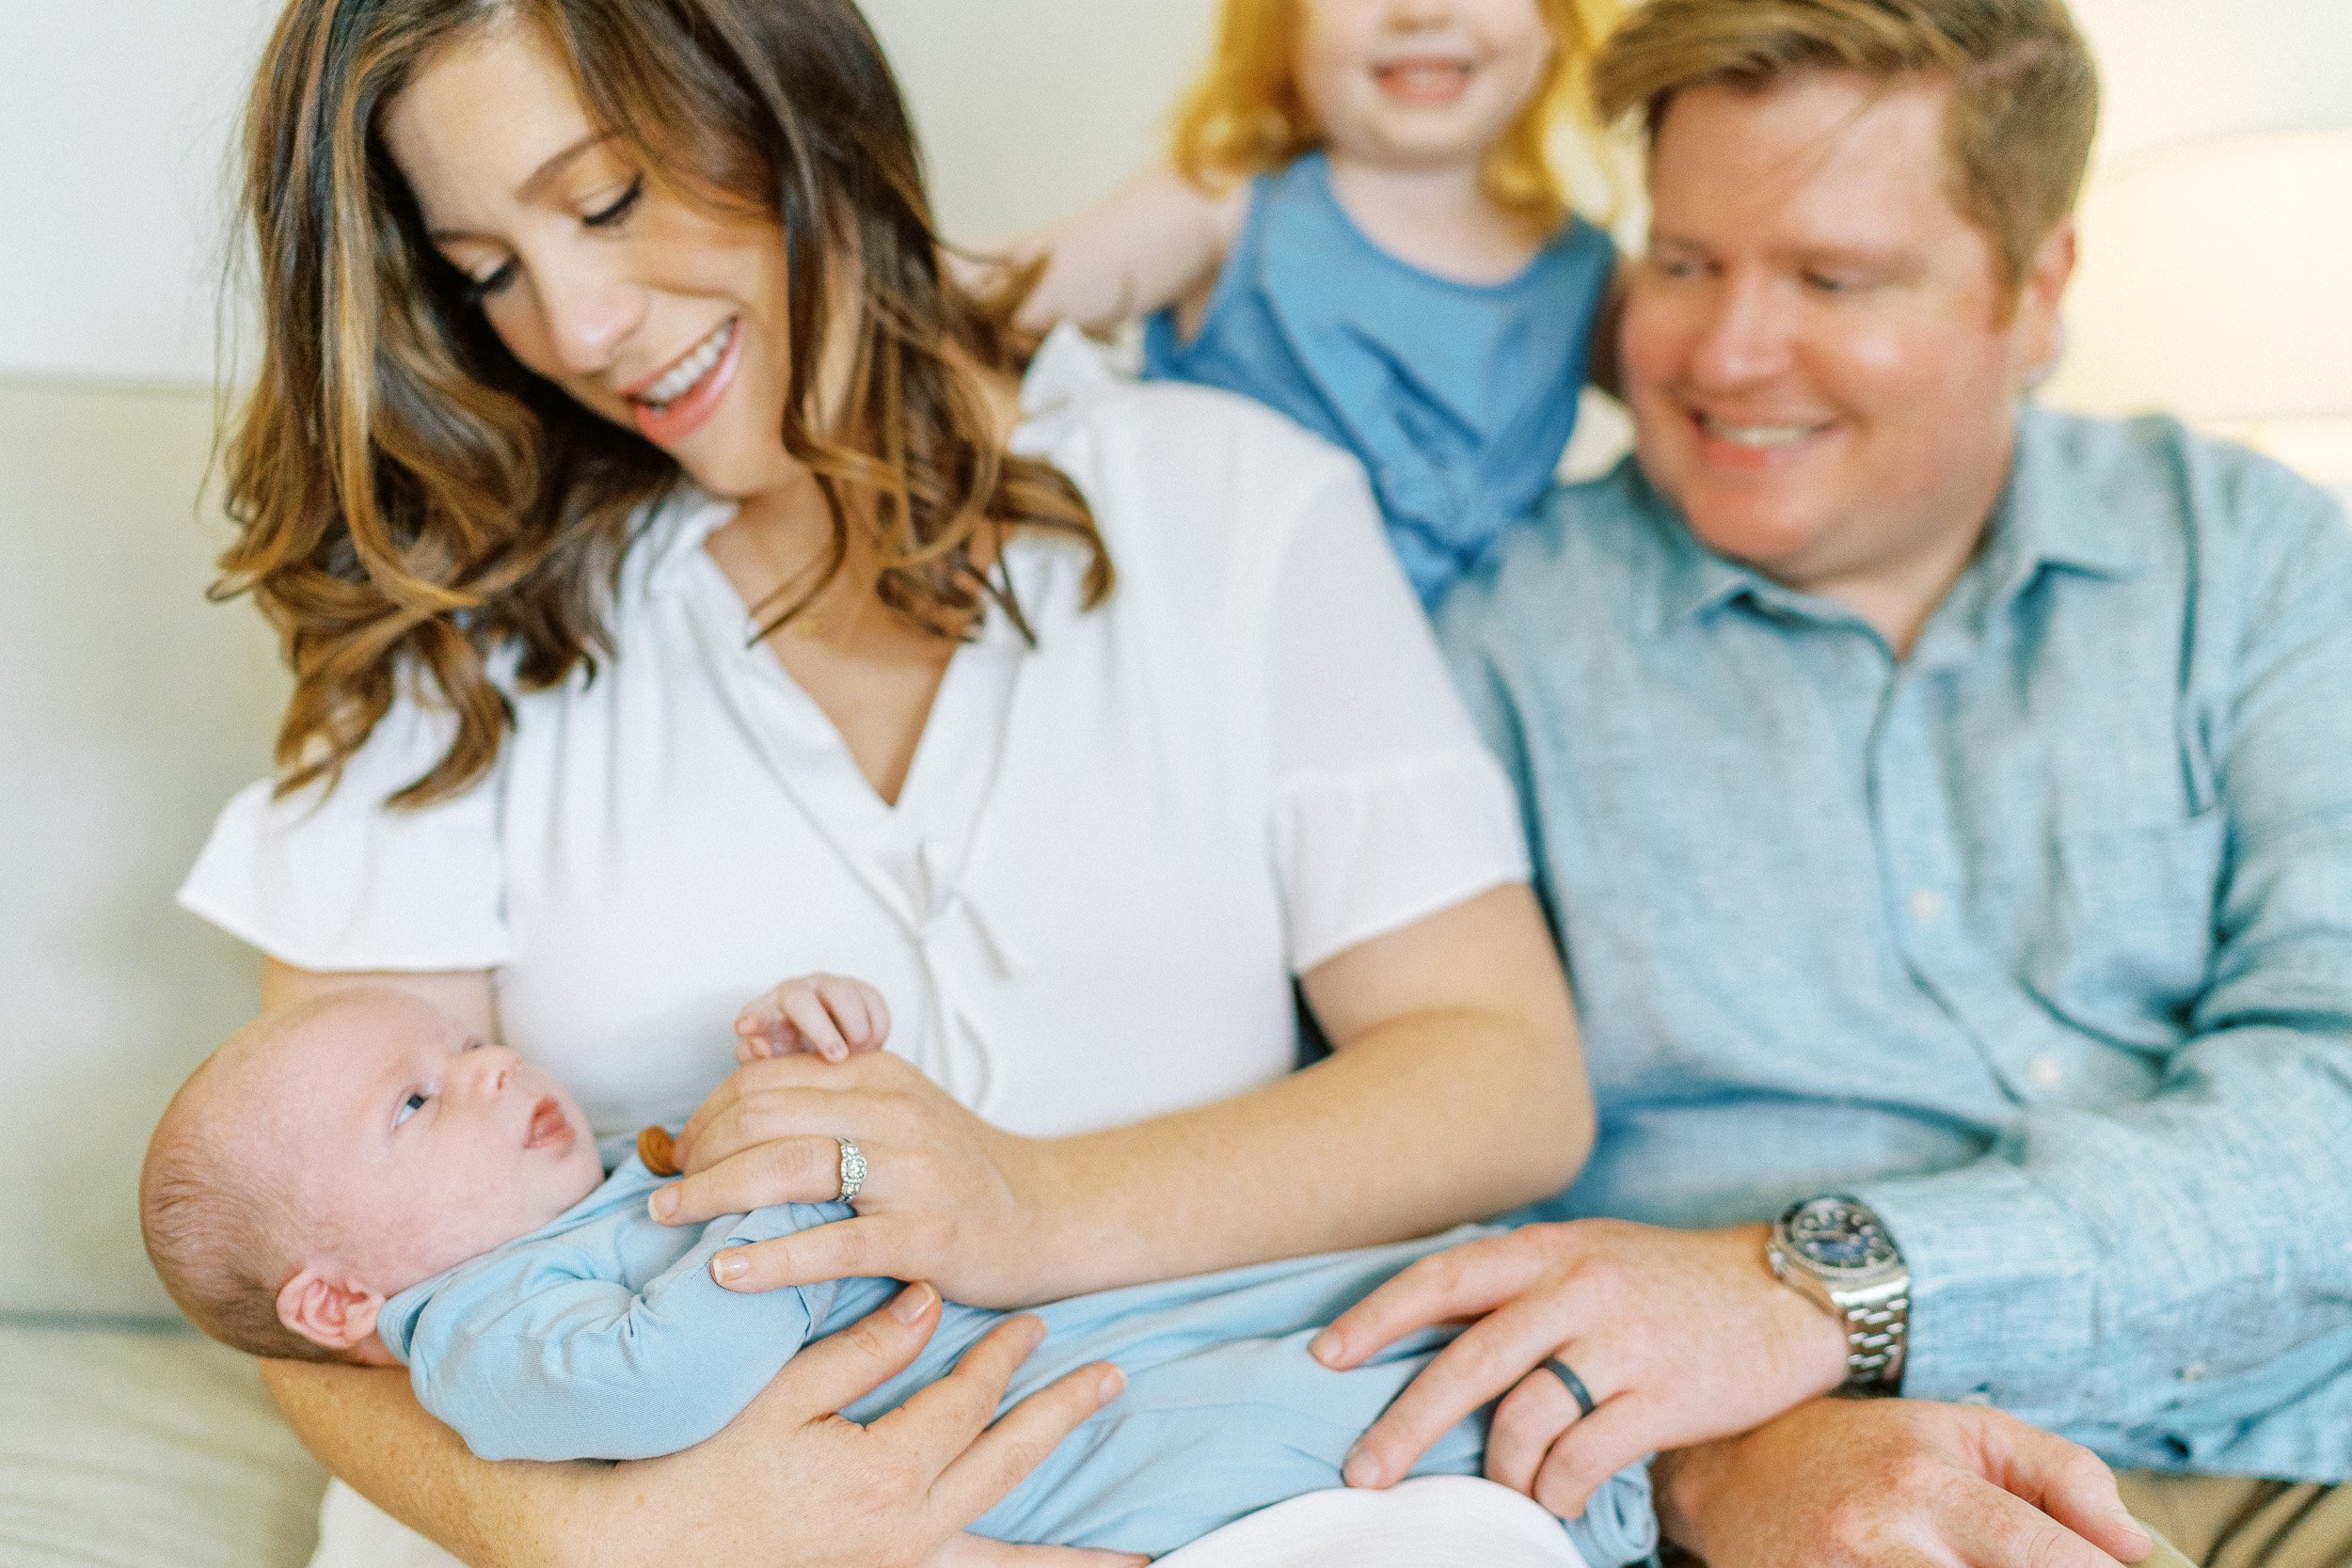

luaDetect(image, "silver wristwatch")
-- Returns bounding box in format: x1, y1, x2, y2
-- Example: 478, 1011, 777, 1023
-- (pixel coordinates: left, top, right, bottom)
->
1767, 1195, 1911, 1397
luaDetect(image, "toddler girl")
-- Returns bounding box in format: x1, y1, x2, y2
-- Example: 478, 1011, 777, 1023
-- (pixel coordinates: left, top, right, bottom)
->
1004, 0, 1620, 606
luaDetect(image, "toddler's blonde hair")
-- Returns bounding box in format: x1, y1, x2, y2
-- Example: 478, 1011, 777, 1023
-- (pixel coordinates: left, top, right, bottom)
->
1171, 0, 1619, 234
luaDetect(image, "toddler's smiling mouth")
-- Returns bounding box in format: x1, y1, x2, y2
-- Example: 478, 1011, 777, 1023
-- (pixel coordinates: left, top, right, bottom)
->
1371, 56, 1476, 106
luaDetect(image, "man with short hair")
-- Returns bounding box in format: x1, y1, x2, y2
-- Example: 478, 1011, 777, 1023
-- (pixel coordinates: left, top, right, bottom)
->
1310, 2, 2352, 1563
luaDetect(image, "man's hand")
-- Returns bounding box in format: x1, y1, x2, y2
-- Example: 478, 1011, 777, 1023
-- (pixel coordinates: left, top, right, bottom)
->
1658, 1398, 2154, 1568
738, 974, 893, 1064
1311, 1221, 1848, 1515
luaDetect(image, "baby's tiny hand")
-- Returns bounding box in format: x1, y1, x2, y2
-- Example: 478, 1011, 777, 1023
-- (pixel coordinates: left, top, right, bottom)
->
736, 974, 892, 1064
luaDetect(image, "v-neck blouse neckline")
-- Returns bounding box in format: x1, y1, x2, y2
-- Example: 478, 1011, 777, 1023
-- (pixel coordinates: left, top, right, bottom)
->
666, 531, 1068, 1110
680, 530, 1062, 824
628, 367, 1086, 827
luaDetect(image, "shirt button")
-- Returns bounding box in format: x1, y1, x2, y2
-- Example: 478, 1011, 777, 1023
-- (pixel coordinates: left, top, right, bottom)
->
2180, 1362, 2209, 1383
2027, 1054, 2067, 1091
1909, 889, 1944, 923
1960, 1388, 1994, 1406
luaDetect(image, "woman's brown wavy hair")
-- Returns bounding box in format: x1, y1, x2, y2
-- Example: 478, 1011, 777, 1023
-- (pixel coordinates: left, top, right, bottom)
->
225, 0, 1111, 808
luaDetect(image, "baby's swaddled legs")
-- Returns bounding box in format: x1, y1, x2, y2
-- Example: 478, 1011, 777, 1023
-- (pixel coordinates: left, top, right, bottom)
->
971, 1317, 1655, 1563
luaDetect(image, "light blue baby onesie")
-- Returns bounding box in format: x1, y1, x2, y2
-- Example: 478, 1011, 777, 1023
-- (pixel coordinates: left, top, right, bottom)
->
378, 1144, 1657, 1563
1144, 150, 1616, 609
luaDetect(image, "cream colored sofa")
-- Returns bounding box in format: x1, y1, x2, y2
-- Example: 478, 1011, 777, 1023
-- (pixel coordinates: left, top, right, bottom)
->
0, 376, 326, 1563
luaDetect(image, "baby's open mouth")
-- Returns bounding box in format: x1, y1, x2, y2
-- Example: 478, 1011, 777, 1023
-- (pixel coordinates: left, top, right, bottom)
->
524, 1095, 572, 1150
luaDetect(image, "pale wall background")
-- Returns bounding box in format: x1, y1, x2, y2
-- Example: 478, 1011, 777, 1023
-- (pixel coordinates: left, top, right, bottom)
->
4, 0, 2350, 387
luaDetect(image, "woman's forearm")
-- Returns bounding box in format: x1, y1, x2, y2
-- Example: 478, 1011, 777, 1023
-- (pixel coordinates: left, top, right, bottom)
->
262, 1359, 598, 1568
261, 1280, 1125, 1568
1015, 885, 1593, 1297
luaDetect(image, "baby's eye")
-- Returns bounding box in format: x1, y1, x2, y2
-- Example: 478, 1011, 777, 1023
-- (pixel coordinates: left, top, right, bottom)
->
394, 1091, 429, 1129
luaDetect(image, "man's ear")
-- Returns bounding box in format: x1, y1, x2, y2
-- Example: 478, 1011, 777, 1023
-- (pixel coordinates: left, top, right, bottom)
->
2014, 218, 2078, 388
277, 1265, 390, 1361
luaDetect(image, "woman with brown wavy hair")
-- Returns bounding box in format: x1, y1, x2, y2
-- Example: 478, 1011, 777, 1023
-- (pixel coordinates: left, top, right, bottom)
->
178, 0, 1595, 1562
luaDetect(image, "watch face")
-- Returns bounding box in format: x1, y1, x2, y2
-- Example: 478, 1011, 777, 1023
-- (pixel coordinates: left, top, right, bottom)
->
1787, 1197, 1899, 1275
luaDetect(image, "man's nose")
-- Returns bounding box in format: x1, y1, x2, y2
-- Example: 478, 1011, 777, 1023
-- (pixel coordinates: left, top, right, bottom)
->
1687, 275, 1796, 390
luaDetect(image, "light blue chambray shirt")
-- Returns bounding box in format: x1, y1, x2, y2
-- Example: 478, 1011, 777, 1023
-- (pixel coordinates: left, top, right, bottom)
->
1436, 404, 2352, 1482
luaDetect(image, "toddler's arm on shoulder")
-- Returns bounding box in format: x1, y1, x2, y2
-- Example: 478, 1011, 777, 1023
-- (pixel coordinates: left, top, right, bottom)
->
965, 162, 1248, 338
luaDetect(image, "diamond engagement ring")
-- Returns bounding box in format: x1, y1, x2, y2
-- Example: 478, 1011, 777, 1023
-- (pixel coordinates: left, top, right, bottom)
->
835, 1137, 867, 1203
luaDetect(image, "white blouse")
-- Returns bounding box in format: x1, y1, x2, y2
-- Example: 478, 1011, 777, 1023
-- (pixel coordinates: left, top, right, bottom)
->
182, 327, 1527, 1145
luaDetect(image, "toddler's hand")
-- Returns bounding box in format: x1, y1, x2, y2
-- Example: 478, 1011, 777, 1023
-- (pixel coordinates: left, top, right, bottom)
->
736, 974, 892, 1064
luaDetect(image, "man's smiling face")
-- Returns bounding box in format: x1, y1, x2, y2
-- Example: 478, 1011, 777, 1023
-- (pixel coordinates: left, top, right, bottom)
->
1619, 71, 2071, 610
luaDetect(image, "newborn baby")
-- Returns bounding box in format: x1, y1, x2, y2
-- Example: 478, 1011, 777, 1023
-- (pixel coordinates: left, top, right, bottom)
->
139, 982, 1655, 1564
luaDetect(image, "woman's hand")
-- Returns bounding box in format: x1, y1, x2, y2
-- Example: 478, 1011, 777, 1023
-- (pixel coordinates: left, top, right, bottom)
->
1308, 1221, 1850, 1518
565, 1284, 1139, 1568
657, 1050, 1060, 1307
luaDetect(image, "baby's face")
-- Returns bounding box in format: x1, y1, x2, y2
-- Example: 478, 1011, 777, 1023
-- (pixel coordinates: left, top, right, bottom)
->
259, 990, 607, 1297
1295, 0, 1552, 174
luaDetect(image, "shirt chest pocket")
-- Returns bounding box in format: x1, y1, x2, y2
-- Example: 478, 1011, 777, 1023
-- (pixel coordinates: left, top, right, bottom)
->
2024, 812, 2227, 1051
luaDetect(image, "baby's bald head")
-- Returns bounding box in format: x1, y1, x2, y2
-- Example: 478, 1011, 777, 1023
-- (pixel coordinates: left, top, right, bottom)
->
141, 986, 603, 1364
140, 992, 373, 1361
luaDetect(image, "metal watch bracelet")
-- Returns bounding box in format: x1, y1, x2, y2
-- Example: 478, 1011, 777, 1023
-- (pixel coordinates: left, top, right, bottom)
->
1769, 1196, 1912, 1397
1839, 1290, 1909, 1395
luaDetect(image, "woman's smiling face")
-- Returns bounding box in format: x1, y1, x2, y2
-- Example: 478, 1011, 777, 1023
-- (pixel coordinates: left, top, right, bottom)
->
1295, 0, 1553, 173
381, 18, 797, 500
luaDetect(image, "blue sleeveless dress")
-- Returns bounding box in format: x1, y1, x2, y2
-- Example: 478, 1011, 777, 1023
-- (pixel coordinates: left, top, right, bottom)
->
1144, 150, 1615, 607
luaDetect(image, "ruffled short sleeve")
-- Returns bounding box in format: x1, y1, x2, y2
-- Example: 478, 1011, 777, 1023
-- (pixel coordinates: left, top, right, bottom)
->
178, 692, 511, 974
1269, 460, 1531, 972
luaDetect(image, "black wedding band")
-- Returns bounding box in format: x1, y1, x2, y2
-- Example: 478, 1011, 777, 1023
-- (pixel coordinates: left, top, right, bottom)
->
1541, 1356, 1597, 1418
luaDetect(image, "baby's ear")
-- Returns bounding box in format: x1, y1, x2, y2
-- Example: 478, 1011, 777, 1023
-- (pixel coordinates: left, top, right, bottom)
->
278, 1266, 391, 1361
